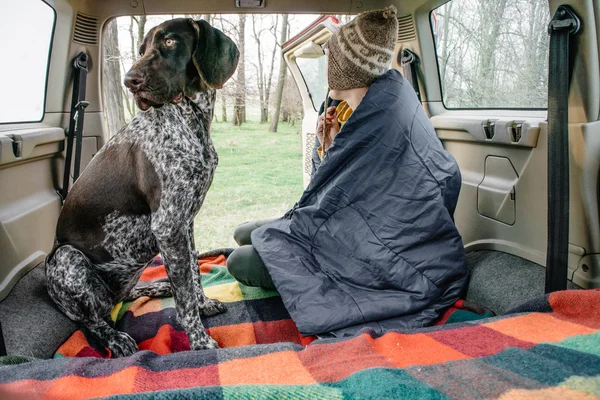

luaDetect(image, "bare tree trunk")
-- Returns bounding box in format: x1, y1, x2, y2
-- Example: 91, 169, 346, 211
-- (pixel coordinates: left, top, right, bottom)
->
232, 15, 246, 126
252, 15, 268, 123
264, 15, 279, 122
269, 14, 289, 133
103, 20, 126, 134
129, 17, 137, 62
222, 94, 228, 122
439, 2, 453, 83
137, 15, 147, 48
473, 0, 507, 106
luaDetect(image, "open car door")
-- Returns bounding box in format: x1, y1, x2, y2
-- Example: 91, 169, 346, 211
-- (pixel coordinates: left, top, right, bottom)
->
281, 16, 340, 187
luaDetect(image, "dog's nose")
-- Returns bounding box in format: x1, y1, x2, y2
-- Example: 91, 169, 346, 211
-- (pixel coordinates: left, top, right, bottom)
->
124, 71, 145, 92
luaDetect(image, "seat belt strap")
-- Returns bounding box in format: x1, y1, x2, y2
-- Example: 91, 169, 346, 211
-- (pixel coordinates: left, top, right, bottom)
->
59, 52, 89, 202
0, 320, 6, 356
545, 5, 581, 293
400, 49, 421, 102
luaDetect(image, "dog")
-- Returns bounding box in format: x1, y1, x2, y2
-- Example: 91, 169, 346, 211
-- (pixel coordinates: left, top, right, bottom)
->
45, 18, 239, 357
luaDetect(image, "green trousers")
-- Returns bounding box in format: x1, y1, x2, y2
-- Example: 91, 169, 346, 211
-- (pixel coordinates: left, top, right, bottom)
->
226, 219, 276, 290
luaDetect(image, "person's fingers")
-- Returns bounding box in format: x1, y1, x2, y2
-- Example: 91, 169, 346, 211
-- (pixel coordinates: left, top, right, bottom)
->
327, 106, 336, 114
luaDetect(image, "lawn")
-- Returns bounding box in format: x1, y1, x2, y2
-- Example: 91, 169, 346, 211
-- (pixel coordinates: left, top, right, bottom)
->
193, 120, 305, 250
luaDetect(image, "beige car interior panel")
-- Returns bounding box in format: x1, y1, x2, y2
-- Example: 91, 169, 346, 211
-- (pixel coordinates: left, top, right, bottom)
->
477, 157, 518, 226
0, 128, 64, 166
431, 116, 542, 148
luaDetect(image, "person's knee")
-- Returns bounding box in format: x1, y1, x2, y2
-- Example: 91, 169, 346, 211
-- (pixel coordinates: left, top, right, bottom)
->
226, 247, 246, 280
233, 222, 254, 246
232, 219, 275, 246
227, 245, 273, 288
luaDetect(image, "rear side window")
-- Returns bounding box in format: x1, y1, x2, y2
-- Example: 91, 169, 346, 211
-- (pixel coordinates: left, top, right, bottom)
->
0, 0, 55, 123
431, 0, 550, 109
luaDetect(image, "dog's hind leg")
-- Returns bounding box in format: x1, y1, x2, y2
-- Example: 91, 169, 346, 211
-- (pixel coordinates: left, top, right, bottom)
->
46, 245, 138, 357
126, 281, 172, 300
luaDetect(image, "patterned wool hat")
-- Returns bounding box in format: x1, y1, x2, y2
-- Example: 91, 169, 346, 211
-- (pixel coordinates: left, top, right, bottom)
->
326, 6, 398, 90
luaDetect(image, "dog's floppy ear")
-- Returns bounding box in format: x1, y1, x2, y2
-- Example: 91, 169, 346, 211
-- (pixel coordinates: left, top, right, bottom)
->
190, 19, 240, 89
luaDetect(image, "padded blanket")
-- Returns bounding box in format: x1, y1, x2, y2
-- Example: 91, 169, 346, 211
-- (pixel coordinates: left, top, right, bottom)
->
0, 254, 598, 399
253, 70, 468, 337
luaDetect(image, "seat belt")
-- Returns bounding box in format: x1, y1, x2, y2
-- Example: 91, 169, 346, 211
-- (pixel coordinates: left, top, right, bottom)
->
400, 49, 421, 102
545, 5, 581, 293
0, 320, 6, 356
59, 52, 89, 202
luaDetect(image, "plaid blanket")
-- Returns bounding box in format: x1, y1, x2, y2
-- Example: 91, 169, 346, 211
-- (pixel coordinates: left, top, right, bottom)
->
54, 251, 490, 358
0, 255, 598, 399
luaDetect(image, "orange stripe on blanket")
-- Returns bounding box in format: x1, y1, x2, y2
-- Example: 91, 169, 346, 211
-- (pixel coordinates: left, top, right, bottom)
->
549, 289, 600, 329
138, 324, 189, 355
139, 255, 226, 281
208, 322, 257, 348
218, 350, 316, 386
55, 330, 88, 359
200, 254, 227, 270
298, 335, 393, 382
128, 296, 167, 317
133, 365, 220, 393
139, 265, 167, 282
366, 332, 470, 368
46, 367, 137, 399
1, 365, 222, 400
484, 313, 595, 344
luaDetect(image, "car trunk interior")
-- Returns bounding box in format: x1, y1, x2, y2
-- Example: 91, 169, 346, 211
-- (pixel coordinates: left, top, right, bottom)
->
0, 0, 598, 358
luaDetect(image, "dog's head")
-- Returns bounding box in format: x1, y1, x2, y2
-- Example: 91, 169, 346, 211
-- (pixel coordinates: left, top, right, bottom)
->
124, 18, 239, 111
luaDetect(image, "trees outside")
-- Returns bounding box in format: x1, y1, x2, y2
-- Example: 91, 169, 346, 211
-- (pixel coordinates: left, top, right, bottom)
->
103, 19, 126, 135
269, 14, 289, 133
232, 15, 247, 126
101, 2, 550, 133
251, 14, 279, 123
432, 0, 550, 108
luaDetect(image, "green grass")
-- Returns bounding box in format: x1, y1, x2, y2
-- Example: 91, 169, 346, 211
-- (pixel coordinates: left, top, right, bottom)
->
193, 120, 304, 250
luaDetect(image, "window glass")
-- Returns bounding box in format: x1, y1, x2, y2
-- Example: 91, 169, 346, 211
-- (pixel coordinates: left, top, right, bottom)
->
431, 0, 550, 109
0, 0, 55, 123
296, 56, 328, 111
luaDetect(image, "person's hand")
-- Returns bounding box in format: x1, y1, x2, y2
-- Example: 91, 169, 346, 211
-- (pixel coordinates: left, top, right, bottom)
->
316, 106, 340, 152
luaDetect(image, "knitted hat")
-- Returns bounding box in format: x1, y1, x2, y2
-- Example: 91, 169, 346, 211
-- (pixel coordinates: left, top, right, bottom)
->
326, 6, 398, 90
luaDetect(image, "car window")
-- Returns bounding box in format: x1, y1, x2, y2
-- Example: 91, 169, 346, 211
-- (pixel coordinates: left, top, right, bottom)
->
431, 0, 550, 109
296, 56, 328, 112
0, 0, 55, 124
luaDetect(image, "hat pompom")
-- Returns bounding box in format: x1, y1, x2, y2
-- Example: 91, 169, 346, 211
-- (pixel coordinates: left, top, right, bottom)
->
383, 5, 397, 19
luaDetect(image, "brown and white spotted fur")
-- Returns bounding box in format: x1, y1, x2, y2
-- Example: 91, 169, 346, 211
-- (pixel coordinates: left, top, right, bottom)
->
45, 18, 239, 357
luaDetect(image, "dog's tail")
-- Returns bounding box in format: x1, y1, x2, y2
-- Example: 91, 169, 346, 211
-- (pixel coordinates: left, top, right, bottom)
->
126, 281, 172, 301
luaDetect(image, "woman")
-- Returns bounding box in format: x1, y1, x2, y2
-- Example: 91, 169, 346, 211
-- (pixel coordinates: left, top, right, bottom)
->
227, 6, 469, 337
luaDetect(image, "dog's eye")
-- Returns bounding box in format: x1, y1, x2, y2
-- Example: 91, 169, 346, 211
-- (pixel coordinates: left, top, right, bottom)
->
165, 39, 175, 47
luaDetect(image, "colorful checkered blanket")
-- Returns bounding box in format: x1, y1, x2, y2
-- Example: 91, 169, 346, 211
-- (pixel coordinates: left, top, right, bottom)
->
54, 250, 490, 358
0, 253, 598, 399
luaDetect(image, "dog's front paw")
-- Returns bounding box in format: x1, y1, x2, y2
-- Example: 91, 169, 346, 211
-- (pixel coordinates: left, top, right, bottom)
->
106, 331, 138, 358
199, 297, 227, 316
189, 330, 220, 350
